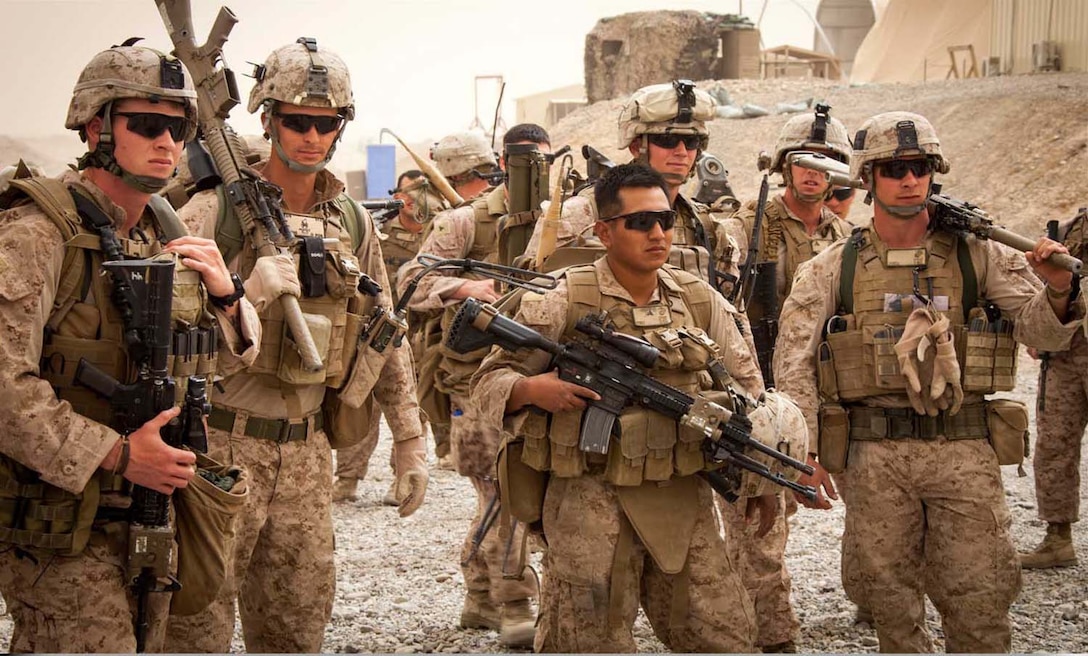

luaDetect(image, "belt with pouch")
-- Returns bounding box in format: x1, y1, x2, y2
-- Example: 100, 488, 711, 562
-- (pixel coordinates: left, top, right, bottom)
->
208, 406, 323, 443
847, 403, 988, 441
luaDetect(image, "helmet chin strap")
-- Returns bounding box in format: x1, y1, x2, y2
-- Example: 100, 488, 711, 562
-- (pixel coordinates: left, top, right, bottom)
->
782, 165, 827, 204
865, 164, 930, 218
76, 101, 171, 194
266, 114, 341, 174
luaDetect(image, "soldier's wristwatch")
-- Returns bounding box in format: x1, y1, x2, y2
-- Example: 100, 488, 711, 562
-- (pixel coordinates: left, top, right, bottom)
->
209, 273, 245, 310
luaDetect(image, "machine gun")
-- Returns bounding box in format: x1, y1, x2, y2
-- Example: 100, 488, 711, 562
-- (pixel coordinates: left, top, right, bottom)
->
73, 258, 209, 652
446, 298, 816, 501
361, 198, 405, 225
929, 184, 1082, 273
155, 0, 324, 372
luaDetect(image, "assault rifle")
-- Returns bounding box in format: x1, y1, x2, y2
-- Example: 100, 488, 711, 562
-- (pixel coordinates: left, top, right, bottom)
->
74, 259, 209, 652
156, 0, 325, 372
446, 298, 816, 500
929, 183, 1083, 273
730, 161, 770, 308
361, 198, 404, 225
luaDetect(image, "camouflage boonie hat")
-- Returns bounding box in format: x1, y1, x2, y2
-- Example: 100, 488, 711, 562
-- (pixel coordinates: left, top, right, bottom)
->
617, 80, 717, 149
850, 111, 949, 181
770, 107, 851, 173
247, 37, 355, 119
65, 43, 198, 140
430, 131, 496, 178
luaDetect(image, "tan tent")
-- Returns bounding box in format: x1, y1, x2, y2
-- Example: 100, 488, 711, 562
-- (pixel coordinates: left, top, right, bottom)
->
850, 0, 992, 83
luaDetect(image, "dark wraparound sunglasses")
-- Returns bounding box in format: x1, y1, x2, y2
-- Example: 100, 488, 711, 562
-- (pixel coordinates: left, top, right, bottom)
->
602, 209, 677, 232
115, 112, 192, 141
830, 187, 855, 202
647, 133, 709, 151
274, 112, 344, 135
876, 158, 934, 180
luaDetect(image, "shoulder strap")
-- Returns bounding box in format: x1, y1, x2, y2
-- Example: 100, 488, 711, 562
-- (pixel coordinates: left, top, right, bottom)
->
212, 185, 245, 265
332, 192, 366, 252
838, 228, 864, 315
956, 233, 978, 312
146, 194, 188, 243
665, 266, 714, 328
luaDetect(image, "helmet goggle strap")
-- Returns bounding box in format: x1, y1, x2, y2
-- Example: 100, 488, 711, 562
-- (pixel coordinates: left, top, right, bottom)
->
76, 100, 171, 193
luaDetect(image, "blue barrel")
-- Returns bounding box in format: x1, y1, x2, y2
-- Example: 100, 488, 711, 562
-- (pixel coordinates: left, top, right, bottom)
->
366, 143, 396, 198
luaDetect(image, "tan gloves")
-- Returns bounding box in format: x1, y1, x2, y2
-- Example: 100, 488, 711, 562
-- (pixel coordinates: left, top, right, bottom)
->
243, 253, 301, 313
392, 437, 429, 517
894, 308, 937, 415
894, 308, 963, 416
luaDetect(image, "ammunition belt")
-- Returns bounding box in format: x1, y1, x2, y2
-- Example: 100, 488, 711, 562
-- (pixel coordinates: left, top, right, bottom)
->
209, 406, 323, 443
847, 403, 988, 441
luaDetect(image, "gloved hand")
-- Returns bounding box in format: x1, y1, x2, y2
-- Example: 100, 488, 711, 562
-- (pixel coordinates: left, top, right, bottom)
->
894, 308, 937, 415
926, 316, 964, 415
392, 437, 429, 517
243, 253, 301, 313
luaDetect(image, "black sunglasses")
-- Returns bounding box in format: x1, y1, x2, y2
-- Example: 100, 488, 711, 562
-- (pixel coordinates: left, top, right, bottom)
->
115, 112, 191, 141
876, 158, 934, 180
274, 112, 344, 135
603, 209, 677, 232
830, 187, 855, 202
648, 133, 708, 151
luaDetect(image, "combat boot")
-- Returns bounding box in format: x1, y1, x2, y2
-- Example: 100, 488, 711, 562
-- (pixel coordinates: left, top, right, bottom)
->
1020, 522, 1078, 569
382, 480, 401, 507
762, 640, 797, 653
854, 605, 874, 625
437, 453, 456, 471
460, 590, 501, 631
332, 477, 358, 502
500, 598, 536, 648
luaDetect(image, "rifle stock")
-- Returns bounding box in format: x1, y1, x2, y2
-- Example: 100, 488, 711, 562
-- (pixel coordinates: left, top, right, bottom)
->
156, 0, 324, 372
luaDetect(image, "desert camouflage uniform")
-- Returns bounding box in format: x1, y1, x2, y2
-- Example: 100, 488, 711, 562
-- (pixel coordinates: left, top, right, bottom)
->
473, 257, 765, 652
774, 222, 1083, 652
335, 211, 432, 489
717, 192, 852, 648
0, 171, 259, 652
1033, 211, 1088, 524
521, 187, 742, 291
397, 185, 538, 616
164, 162, 420, 653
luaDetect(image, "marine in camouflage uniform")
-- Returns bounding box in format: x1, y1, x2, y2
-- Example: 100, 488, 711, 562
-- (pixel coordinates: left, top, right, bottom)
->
397, 125, 550, 648
0, 43, 260, 652
334, 170, 449, 504
472, 163, 807, 652
1020, 206, 1088, 569
162, 39, 427, 654
521, 81, 742, 298
717, 107, 854, 652
774, 111, 1083, 652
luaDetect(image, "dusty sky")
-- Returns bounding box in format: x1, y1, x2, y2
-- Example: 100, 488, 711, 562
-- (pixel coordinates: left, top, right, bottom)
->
0, 0, 821, 148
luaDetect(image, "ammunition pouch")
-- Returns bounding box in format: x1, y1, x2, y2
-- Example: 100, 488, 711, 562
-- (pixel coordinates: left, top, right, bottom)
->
171, 452, 249, 616
416, 314, 451, 430
817, 404, 850, 474
322, 393, 374, 450
497, 435, 548, 526
335, 310, 402, 408
960, 306, 1019, 392
0, 456, 110, 556
985, 399, 1029, 466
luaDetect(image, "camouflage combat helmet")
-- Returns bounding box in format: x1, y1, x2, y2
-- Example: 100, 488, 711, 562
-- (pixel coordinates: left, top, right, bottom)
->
249, 37, 354, 173
67, 40, 198, 193
736, 390, 810, 497
616, 79, 716, 149
769, 104, 851, 173
430, 131, 496, 180
851, 111, 950, 217
849, 111, 949, 181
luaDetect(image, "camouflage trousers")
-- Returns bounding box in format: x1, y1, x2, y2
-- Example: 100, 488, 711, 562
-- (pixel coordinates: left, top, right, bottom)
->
164, 420, 335, 653
839, 436, 1021, 653
536, 474, 757, 653
0, 526, 170, 652
721, 490, 800, 647
335, 402, 390, 480
461, 475, 539, 604
832, 471, 870, 612
1034, 336, 1088, 523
